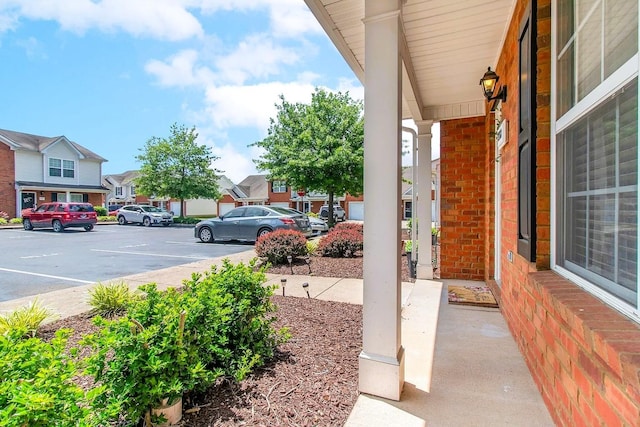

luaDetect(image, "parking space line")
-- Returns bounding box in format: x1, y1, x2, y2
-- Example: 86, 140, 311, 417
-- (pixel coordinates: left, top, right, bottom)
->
91, 249, 208, 259
0, 267, 93, 284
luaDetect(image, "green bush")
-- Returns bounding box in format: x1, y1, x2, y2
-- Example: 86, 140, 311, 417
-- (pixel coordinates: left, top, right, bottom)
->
0, 299, 54, 338
93, 206, 107, 216
9, 218, 22, 224
255, 229, 308, 264
172, 216, 201, 224
0, 218, 7, 225
0, 329, 102, 426
98, 215, 117, 222
88, 281, 133, 318
306, 239, 319, 254
82, 259, 286, 425
317, 227, 363, 258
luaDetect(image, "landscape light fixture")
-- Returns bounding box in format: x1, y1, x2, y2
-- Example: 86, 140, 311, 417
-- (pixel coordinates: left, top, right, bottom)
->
479, 67, 507, 103
287, 255, 293, 274
281, 278, 286, 296
302, 282, 310, 299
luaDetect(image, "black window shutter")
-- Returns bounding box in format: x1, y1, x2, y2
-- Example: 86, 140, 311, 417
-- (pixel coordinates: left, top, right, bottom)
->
83, 194, 89, 203
51, 193, 57, 202
517, 4, 537, 262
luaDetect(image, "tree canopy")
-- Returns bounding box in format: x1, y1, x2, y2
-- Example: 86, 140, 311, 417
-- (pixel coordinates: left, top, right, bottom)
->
135, 123, 221, 215
253, 88, 364, 222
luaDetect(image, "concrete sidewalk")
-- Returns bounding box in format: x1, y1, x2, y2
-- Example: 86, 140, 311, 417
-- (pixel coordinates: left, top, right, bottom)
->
0, 249, 553, 426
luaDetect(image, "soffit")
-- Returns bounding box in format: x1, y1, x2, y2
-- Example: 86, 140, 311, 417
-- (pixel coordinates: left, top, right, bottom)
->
305, 0, 515, 121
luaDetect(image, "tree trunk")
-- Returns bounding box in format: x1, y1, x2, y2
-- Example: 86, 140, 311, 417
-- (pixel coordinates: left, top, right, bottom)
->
328, 192, 335, 227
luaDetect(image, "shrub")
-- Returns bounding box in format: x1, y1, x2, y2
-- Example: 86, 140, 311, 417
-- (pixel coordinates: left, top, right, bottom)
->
255, 229, 308, 264
332, 221, 363, 235
317, 228, 363, 258
83, 259, 287, 425
0, 299, 54, 338
9, 218, 22, 224
0, 218, 7, 225
88, 281, 133, 318
306, 239, 319, 255
172, 216, 201, 224
0, 329, 101, 426
94, 206, 107, 216
98, 215, 117, 222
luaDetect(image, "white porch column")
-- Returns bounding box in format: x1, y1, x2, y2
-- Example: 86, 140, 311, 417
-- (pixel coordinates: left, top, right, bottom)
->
416, 120, 433, 279
360, 0, 404, 401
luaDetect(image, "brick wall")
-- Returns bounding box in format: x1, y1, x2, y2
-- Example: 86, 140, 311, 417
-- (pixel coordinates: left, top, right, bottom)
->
439, 116, 486, 280
0, 144, 16, 217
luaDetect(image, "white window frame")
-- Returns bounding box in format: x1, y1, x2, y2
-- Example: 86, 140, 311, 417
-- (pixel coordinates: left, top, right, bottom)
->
272, 180, 287, 193
130, 185, 136, 196
115, 187, 123, 197
62, 160, 75, 178
70, 193, 83, 203
49, 158, 62, 177
551, 0, 640, 320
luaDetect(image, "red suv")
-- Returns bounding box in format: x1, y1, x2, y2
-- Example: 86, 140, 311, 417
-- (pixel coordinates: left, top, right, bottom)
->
22, 202, 98, 232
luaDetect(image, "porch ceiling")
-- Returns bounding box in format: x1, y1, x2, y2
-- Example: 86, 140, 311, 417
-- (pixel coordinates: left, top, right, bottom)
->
305, 0, 516, 121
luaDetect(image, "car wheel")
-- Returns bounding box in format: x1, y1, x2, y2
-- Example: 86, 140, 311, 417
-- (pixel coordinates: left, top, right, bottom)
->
23, 219, 33, 230
257, 227, 272, 240
143, 217, 152, 227
198, 227, 214, 243
117, 215, 127, 225
52, 220, 64, 233
84, 224, 94, 231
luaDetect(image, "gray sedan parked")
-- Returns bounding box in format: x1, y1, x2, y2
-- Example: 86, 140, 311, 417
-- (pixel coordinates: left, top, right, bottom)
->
195, 206, 312, 243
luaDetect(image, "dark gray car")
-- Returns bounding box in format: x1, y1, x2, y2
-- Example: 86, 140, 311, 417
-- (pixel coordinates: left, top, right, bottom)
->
195, 206, 313, 243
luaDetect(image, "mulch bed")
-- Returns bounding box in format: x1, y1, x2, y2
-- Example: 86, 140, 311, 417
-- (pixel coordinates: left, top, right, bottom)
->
36, 251, 418, 426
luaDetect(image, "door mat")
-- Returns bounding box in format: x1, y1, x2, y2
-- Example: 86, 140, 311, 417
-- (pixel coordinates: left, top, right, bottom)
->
447, 285, 499, 308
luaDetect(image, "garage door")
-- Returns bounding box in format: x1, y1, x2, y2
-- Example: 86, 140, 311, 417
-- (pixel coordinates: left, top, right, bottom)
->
219, 203, 235, 216
270, 202, 290, 208
348, 202, 364, 220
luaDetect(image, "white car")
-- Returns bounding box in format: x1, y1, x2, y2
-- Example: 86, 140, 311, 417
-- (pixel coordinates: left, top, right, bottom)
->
285, 208, 328, 235
117, 205, 173, 227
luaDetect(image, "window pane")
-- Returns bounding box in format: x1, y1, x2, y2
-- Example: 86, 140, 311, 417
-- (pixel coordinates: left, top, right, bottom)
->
588, 106, 616, 189
567, 195, 588, 266
557, 0, 575, 50
619, 83, 638, 186
49, 158, 61, 168
588, 194, 616, 281
604, 0, 638, 78
577, 6, 602, 101
566, 124, 588, 193
557, 44, 575, 117
618, 191, 637, 296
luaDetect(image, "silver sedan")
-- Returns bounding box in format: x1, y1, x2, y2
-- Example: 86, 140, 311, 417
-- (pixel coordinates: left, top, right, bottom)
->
195, 206, 313, 243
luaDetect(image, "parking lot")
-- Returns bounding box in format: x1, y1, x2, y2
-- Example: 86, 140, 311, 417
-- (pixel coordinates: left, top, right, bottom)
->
0, 224, 252, 302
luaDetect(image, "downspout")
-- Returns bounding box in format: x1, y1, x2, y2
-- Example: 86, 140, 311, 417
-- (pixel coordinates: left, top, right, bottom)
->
403, 126, 417, 265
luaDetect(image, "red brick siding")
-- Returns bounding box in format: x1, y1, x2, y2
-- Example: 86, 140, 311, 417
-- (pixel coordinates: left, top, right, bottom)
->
0, 144, 16, 217
487, 0, 640, 424
440, 116, 486, 280
268, 181, 291, 205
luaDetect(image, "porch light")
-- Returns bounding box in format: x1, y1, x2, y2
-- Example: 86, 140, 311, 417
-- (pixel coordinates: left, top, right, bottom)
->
287, 255, 293, 274
281, 278, 286, 296
479, 67, 507, 103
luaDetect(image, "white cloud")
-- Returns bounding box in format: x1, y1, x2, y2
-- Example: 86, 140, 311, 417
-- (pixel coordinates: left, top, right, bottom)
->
209, 142, 262, 183
1, 0, 203, 40
215, 34, 300, 85
145, 49, 214, 87
203, 80, 315, 131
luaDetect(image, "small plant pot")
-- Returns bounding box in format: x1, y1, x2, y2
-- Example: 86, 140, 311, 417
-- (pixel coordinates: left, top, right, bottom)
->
150, 396, 182, 426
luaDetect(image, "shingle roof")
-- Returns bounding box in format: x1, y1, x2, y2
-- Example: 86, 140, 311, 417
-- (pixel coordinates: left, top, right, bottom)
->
0, 128, 106, 161
236, 174, 269, 200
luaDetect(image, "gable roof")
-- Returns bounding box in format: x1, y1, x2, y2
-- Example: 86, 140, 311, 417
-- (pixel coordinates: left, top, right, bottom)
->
235, 174, 269, 201
0, 128, 106, 161
103, 170, 140, 186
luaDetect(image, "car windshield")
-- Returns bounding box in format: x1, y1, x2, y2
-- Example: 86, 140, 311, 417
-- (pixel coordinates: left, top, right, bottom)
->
141, 206, 162, 213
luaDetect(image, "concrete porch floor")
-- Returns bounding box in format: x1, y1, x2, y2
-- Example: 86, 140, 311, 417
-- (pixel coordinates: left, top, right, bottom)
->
345, 278, 555, 427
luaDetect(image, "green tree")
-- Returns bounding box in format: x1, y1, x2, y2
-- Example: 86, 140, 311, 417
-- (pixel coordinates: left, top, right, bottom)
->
136, 123, 221, 216
253, 88, 364, 225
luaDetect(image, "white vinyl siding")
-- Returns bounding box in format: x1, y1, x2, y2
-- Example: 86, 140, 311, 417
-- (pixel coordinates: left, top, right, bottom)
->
553, 0, 639, 317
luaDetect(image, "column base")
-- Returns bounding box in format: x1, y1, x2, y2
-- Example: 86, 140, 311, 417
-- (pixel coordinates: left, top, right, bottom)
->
417, 264, 433, 280
358, 346, 405, 401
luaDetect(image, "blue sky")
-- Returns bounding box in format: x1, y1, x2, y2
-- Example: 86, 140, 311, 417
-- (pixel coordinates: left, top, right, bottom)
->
0, 1, 437, 183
